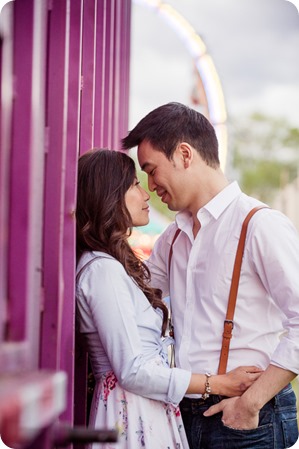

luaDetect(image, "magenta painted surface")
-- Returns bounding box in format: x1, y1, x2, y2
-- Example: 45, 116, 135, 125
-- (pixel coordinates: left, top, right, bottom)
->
119, 0, 131, 143
0, 0, 47, 373
93, 0, 106, 148
0, 0, 132, 443
79, 0, 96, 152
61, 0, 82, 423
8, 0, 34, 342
102, 0, 115, 148
0, 3, 12, 343
93, 0, 131, 151
42, 0, 68, 371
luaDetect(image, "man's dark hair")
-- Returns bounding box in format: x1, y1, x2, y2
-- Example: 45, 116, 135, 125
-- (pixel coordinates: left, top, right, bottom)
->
122, 102, 220, 168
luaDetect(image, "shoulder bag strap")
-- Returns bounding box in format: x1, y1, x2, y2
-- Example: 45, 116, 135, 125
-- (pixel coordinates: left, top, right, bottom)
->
217, 205, 269, 374
76, 255, 110, 283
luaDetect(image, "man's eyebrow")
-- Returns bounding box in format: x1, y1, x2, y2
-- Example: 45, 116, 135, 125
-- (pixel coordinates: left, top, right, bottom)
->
140, 162, 152, 172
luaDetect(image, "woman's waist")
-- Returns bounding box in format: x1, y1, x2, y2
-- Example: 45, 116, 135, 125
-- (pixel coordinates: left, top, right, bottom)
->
91, 349, 170, 381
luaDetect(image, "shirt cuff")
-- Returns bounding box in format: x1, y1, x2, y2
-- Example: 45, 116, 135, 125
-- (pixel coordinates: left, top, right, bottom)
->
167, 368, 192, 405
270, 339, 299, 375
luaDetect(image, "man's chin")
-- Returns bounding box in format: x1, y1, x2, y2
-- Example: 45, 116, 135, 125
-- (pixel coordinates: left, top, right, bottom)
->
167, 203, 178, 212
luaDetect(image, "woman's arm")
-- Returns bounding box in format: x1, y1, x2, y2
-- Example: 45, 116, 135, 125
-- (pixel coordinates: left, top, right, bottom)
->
188, 365, 263, 397
77, 257, 191, 404
77, 257, 262, 404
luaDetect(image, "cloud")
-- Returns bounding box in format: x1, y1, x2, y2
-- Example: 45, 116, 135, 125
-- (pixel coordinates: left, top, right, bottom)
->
0, 0, 12, 14
130, 0, 299, 126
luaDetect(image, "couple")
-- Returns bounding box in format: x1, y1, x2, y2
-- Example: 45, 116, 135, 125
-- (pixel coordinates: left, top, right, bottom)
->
75, 102, 299, 449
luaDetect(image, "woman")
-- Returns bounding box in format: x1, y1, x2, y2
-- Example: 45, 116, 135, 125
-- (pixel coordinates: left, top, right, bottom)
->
75, 148, 262, 449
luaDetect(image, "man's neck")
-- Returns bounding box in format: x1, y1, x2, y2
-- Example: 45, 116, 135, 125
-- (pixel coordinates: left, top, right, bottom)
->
190, 172, 229, 220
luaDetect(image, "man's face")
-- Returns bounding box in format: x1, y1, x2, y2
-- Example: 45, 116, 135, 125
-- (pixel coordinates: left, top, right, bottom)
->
137, 140, 187, 211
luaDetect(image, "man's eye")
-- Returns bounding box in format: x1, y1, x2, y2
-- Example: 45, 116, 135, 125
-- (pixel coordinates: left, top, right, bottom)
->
150, 169, 155, 176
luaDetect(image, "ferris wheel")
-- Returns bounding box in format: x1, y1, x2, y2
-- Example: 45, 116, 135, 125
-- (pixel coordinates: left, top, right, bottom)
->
133, 0, 228, 171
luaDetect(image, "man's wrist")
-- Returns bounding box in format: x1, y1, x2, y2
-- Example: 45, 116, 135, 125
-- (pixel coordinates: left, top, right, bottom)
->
240, 389, 263, 414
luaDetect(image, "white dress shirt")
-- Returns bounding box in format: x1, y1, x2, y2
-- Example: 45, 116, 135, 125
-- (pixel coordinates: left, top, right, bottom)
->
148, 182, 299, 396
76, 251, 191, 405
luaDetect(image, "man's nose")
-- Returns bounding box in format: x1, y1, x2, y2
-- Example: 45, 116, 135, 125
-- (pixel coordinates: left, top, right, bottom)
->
148, 176, 156, 192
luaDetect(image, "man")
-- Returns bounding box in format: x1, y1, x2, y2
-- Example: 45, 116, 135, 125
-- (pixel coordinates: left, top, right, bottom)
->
122, 102, 299, 449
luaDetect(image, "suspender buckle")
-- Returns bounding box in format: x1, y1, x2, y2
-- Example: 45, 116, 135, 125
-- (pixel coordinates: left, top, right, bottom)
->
224, 319, 234, 329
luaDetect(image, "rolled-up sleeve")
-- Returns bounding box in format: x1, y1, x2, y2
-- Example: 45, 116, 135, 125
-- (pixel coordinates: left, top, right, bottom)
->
249, 210, 299, 374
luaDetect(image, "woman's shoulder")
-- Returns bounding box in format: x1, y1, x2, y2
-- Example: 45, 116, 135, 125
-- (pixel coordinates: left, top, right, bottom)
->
76, 251, 126, 283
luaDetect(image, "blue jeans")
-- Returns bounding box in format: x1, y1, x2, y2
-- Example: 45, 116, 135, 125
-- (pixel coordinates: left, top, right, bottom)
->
180, 384, 298, 449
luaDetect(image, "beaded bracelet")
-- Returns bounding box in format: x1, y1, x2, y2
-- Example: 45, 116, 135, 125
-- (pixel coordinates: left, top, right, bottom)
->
202, 372, 212, 400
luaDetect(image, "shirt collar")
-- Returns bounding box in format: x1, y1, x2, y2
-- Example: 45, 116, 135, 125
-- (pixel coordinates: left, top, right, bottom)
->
175, 181, 242, 231
202, 181, 241, 220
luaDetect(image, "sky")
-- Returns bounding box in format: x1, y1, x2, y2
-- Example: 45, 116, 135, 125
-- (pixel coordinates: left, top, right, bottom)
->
129, 0, 299, 131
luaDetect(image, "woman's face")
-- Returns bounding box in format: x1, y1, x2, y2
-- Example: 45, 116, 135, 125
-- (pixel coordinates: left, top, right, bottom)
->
125, 178, 150, 227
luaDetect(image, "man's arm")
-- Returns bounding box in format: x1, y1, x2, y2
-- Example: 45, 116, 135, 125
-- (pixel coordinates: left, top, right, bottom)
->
203, 364, 297, 429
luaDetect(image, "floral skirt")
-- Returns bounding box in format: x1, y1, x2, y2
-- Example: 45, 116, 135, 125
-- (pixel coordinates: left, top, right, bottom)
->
88, 370, 190, 449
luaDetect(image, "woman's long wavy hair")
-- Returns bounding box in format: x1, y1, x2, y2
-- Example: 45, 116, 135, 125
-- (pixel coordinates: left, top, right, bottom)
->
76, 148, 169, 335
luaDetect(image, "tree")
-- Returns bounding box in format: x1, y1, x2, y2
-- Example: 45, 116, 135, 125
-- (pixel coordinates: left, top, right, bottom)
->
230, 113, 299, 203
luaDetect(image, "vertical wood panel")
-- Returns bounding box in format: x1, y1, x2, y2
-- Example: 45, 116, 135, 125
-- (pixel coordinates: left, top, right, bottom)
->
6, 0, 46, 369
93, 0, 131, 151
112, 0, 121, 149
26, 0, 47, 369
93, 0, 105, 148
101, 0, 115, 148
8, 0, 34, 343
0, 3, 13, 342
119, 0, 131, 142
61, 0, 82, 423
79, 0, 96, 152
41, 0, 68, 370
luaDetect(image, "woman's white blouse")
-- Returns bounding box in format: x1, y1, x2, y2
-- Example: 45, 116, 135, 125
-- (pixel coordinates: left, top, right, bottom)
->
76, 251, 191, 405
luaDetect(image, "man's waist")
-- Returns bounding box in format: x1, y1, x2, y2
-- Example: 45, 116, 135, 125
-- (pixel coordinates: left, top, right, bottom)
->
180, 383, 293, 413
176, 350, 270, 377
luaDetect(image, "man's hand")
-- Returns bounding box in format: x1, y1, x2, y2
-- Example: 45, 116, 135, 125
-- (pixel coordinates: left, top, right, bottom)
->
203, 396, 259, 430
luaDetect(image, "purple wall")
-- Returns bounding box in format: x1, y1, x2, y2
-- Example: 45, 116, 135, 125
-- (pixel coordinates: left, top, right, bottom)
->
0, 0, 131, 447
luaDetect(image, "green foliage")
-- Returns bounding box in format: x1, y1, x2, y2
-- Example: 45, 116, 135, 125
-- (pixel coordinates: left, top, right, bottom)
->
231, 113, 299, 203
283, 127, 299, 148
239, 158, 297, 202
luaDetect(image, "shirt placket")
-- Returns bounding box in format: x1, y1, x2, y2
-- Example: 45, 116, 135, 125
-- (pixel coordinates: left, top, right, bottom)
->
177, 210, 210, 370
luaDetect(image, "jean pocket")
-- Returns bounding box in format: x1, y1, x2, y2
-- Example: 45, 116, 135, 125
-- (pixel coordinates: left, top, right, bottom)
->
221, 422, 274, 448
282, 417, 299, 448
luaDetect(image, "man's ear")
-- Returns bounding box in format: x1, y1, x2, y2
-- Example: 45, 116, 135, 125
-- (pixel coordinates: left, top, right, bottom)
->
179, 142, 193, 168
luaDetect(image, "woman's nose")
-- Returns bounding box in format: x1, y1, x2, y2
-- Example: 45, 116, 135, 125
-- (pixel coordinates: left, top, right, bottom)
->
143, 188, 150, 201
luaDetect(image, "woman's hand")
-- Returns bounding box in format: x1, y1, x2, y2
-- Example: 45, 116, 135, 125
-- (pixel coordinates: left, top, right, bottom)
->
213, 365, 263, 397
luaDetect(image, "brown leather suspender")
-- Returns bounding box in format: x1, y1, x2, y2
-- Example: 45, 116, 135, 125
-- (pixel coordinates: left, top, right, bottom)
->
168, 228, 181, 274
217, 206, 268, 373
168, 206, 268, 375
